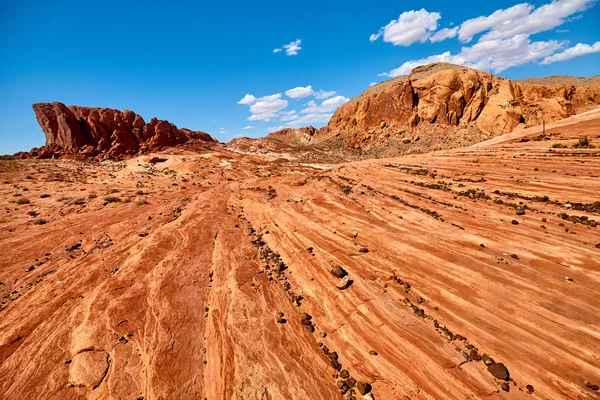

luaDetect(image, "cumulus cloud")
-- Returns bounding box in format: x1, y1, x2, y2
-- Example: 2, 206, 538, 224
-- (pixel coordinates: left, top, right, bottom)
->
279, 110, 299, 121
379, 35, 564, 77
369, 82, 378, 87
286, 113, 332, 127
284, 39, 302, 55
244, 93, 289, 121
314, 90, 336, 99
285, 85, 315, 98
242, 125, 254, 130
273, 39, 302, 56
430, 27, 458, 43
237, 94, 258, 105
541, 41, 600, 63
370, 9, 441, 46
377, 0, 597, 76
458, 0, 595, 42
300, 95, 349, 114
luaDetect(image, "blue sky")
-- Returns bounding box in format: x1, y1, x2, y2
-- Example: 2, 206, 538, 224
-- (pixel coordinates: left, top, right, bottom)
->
1, 0, 599, 154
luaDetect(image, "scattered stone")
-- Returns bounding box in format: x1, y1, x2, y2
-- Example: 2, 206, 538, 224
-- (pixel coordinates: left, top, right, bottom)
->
585, 381, 599, 391
337, 275, 352, 290
488, 362, 510, 380
276, 312, 286, 324
331, 265, 348, 278
501, 383, 510, 392
340, 369, 349, 379
358, 247, 369, 253
510, 254, 519, 259
356, 381, 372, 395
565, 276, 574, 282
369, 350, 378, 356
526, 384, 534, 394
511, 220, 519, 225
482, 354, 495, 366
346, 378, 356, 388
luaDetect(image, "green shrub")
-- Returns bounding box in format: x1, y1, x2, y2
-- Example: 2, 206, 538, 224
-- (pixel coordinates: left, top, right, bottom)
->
27, 210, 38, 217
104, 196, 121, 203
16, 198, 30, 205
573, 137, 593, 148
552, 143, 567, 148
136, 199, 149, 206
32, 218, 47, 225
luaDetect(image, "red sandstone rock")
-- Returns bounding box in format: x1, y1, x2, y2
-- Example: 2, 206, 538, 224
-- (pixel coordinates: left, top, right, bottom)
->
29, 102, 215, 159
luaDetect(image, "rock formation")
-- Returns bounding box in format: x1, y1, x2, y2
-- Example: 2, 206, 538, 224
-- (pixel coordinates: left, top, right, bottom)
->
264, 63, 600, 152
265, 126, 319, 146
26, 102, 215, 159
326, 63, 600, 149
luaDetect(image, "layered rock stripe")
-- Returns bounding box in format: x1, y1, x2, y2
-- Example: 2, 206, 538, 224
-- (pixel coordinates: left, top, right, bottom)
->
1, 112, 599, 399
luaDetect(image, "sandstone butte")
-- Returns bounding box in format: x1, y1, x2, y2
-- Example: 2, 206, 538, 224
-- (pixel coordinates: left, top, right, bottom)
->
1, 63, 600, 399
23, 102, 215, 160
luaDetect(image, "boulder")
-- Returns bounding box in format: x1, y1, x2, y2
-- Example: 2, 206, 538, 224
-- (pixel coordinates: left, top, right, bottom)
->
331, 265, 347, 278
487, 362, 510, 380
337, 275, 352, 290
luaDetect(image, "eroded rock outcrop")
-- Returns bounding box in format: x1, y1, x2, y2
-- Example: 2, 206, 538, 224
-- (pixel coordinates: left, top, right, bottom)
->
26, 102, 215, 159
327, 63, 600, 148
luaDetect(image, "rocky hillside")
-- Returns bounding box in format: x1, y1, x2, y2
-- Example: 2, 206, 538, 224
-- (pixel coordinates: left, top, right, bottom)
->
325, 63, 600, 150
22, 102, 215, 160
258, 63, 599, 155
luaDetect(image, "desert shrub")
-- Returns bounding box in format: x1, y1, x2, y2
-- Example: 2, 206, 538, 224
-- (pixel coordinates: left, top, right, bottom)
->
32, 218, 47, 225
136, 199, 149, 206
109, 188, 119, 194
104, 196, 121, 203
40, 194, 50, 198
16, 198, 30, 205
27, 210, 38, 217
136, 190, 145, 195
88, 193, 97, 199
552, 143, 567, 148
573, 137, 594, 148
69, 198, 85, 205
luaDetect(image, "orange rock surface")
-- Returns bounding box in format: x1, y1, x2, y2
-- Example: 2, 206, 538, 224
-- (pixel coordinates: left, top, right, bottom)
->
1, 110, 600, 399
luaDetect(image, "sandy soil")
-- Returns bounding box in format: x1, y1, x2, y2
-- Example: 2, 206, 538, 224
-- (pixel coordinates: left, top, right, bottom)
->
1, 116, 599, 399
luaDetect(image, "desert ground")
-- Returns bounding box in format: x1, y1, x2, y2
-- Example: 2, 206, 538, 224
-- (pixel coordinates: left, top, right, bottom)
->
1, 111, 599, 399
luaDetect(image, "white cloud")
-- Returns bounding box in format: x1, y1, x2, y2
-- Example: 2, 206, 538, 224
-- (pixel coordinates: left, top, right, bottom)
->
314, 90, 336, 99
286, 113, 332, 127
266, 126, 284, 133
541, 41, 600, 63
237, 94, 258, 105
285, 85, 315, 98
379, 35, 565, 77
283, 39, 302, 56
369, 82, 378, 87
279, 110, 299, 121
242, 125, 254, 130
301, 95, 349, 113
458, 0, 595, 42
370, 9, 441, 46
430, 27, 458, 43
273, 48, 282, 53
245, 93, 289, 121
